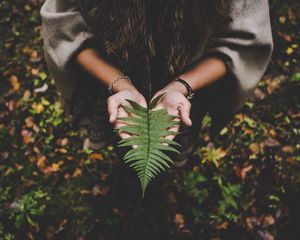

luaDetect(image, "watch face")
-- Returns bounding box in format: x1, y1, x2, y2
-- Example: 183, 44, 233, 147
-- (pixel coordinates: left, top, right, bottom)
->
187, 94, 193, 101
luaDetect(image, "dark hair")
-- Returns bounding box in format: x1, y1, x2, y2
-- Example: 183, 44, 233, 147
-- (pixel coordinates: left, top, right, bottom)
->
79, 0, 231, 75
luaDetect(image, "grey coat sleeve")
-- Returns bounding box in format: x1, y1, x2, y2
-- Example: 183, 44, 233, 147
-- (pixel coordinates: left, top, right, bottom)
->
40, 0, 92, 102
201, 0, 273, 132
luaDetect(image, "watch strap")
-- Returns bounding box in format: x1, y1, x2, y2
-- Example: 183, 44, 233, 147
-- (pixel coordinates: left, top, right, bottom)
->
174, 77, 194, 101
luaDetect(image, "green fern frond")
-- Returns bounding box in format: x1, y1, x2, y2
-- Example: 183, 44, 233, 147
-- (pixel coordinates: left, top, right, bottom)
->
115, 93, 182, 198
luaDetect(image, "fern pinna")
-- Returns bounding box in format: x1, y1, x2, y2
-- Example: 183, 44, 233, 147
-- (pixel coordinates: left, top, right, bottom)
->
115, 93, 182, 197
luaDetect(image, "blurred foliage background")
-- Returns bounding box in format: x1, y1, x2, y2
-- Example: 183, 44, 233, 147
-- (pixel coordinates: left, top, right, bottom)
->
0, 0, 299, 239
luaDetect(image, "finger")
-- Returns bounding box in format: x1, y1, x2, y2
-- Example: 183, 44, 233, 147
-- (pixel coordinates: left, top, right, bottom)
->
150, 92, 160, 103
115, 107, 131, 139
152, 102, 164, 111
108, 99, 125, 123
164, 108, 181, 141
150, 92, 167, 110
165, 125, 180, 141
179, 103, 192, 127
107, 97, 121, 124
140, 100, 148, 108
119, 131, 131, 140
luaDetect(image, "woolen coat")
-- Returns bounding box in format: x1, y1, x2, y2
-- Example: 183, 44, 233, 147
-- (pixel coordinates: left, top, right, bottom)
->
40, 0, 273, 143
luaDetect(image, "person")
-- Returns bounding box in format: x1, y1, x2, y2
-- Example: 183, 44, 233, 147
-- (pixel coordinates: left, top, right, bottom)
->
40, 0, 273, 167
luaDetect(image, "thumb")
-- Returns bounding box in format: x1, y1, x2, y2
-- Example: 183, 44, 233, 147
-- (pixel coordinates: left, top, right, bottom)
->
108, 99, 121, 124
179, 105, 192, 127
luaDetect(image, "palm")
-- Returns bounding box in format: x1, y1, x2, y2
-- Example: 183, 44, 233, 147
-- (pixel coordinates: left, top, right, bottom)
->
115, 93, 182, 197
152, 91, 189, 141
109, 90, 147, 140
152, 103, 180, 141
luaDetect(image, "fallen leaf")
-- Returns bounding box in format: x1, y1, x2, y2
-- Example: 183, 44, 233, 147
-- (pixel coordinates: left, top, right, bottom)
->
92, 185, 110, 196
262, 138, 281, 147
288, 8, 297, 25
1, 152, 9, 160
257, 230, 275, 240
25, 117, 34, 128
34, 83, 48, 93
279, 16, 286, 24
7, 100, 18, 111
32, 102, 44, 114
216, 221, 229, 230
88, 153, 104, 161
249, 143, 261, 155
286, 47, 294, 55
37, 156, 47, 169
282, 146, 293, 153
21, 129, 34, 144
9, 75, 20, 92
58, 138, 69, 147
165, 192, 177, 204
174, 213, 186, 229
31, 68, 40, 76
254, 88, 266, 100
57, 148, 67, 154
72, 168, 82, 178
262, 215, 275, 227
42, 161, 64, 175
14, 163, 24, 170
22, 90, 31, 101
22, 47, 31, 55
30, 50, 39, 59
80, 190, 91, 195
235, 164, 253, 180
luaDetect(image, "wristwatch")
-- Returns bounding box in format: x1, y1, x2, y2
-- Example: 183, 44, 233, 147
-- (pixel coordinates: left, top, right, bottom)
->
174, 77, 195, 101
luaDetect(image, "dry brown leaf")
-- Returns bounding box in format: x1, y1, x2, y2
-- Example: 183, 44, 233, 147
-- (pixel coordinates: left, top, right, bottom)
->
92, 185, 110, 196
216, 221, 229, 230
174, 213, 186, 229
57, 148, 67, 154
59, 138, 69, 147
80, 190, 92, 195
262, 215, 275, 227
249, 143, 261, 155
25, 116, 34, 128
263, 138, 281, 147
235, 164, 253, 180
31, 68, 40, 76
88, 153, 104, 161
282, 146, 293, 153
42, 161, 64, 175
21, 129, 34, 144
9, 75, 20, 92
72, 168, 82, 178
165, 192, 177, 204
37, 156, 46, 169
23, 90, 31, 101
7, 100, 18, 111
288, 8, 297, 25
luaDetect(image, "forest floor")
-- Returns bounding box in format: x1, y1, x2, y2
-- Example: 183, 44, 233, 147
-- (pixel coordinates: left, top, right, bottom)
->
0, 1, 299, 240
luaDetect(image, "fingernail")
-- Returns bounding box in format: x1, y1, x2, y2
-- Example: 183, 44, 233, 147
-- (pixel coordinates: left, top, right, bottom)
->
110, 115, 114, 122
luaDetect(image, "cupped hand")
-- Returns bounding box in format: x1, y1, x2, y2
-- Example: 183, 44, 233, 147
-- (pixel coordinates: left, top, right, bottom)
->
150, 84, 192, 141
107, 89, 147, 140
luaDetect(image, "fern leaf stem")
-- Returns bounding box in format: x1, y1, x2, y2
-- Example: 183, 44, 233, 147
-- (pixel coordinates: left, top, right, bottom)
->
141, 107, 152, 198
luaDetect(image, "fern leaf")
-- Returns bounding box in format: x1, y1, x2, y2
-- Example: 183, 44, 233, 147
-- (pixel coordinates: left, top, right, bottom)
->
115, 93, 182, 197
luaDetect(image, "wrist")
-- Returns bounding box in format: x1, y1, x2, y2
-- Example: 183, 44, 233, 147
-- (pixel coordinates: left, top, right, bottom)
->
112, 79, 138, 93
163, 81, 189, 97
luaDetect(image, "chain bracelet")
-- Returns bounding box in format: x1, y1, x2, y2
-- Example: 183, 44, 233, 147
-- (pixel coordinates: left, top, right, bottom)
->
107, 73, 132, 94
